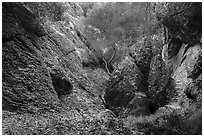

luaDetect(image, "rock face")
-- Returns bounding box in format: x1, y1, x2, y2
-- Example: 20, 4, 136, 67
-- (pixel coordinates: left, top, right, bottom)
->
2, 2, 135, 135
185, 45, 202, 80
2, 3, 60, 112
2, 34, 61, 113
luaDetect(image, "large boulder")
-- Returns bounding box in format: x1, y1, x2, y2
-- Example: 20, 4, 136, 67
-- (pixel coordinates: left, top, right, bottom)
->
170, 43, 202, 109
129, 37, 153, 78
104, 56, 149, 116
147, 54, 172, 112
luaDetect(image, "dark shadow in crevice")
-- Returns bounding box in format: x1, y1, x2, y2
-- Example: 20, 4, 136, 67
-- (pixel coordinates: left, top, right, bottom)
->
148, 100, 158, 114
148, 77, 177, 114
168, 37, 183, 59
180, 55, 187, 65
50, 73, 73, 102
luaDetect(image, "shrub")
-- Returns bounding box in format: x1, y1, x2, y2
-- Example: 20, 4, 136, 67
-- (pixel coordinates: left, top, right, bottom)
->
79, 3, 159, 74
124, 108, 189, 135
83, 3, 158, 44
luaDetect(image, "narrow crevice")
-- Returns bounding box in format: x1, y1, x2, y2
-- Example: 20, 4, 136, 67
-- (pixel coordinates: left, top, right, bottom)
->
148, 100, 158, 114
180, 55, 187, 65
99, 94, 110, 109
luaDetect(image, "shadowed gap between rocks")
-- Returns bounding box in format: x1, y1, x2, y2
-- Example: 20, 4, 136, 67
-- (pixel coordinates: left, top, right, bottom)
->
50, 72, 73, 102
